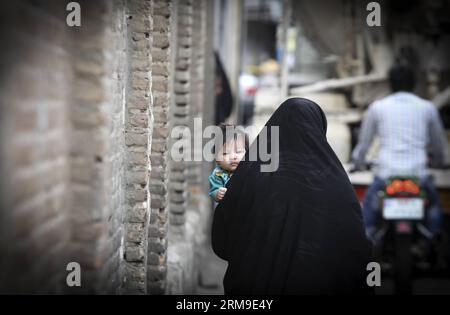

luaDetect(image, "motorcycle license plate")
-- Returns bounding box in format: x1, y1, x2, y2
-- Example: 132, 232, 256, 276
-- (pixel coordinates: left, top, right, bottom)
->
382, 198, 424, 220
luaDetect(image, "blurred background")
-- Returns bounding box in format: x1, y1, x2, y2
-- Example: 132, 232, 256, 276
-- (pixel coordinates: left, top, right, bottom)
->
0, 0, 449, 294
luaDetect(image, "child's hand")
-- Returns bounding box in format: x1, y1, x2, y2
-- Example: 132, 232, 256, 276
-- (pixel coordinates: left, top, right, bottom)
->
216, 187, 227, 201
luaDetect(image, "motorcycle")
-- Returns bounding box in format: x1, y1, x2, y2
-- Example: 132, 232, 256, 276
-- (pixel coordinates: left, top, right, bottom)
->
350, 164, 448, 294
375, 176, 430, 294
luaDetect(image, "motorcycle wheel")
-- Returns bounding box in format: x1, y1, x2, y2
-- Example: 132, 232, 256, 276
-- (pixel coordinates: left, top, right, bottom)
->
395, 232, 413, 294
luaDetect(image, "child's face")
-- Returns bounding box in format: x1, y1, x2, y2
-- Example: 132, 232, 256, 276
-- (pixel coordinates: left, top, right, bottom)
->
216, 138, 246, 172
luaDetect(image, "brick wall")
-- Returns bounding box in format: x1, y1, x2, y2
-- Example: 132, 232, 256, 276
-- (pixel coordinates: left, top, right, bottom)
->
67, 0, 130, 294
0, 0, 214, 295
101, 0, 128, 294
0, 0, 71, 294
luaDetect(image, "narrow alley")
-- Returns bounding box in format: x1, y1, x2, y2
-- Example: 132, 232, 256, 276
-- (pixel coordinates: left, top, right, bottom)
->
1, 0, 450, 296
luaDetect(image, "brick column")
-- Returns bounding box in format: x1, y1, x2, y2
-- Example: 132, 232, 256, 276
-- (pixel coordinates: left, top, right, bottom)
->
187, 0, 207, 200
165, 0, 194, 294
147, 0, 173, 294
169, 0, 193, 232
166, 0, 214, 294
122, 0, 154, 294
185, 0, 212, 293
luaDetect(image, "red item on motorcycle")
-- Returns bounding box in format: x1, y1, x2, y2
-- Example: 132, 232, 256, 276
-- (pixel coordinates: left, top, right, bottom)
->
386, 179, 421, 196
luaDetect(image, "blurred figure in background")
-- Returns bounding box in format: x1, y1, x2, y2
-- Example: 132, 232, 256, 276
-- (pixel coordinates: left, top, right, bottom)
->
352, 64, 447, 240
214, 52, 233, 125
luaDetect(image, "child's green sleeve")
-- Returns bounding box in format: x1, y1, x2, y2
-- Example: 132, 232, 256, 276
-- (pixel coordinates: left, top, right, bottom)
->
208, 173, 223, 201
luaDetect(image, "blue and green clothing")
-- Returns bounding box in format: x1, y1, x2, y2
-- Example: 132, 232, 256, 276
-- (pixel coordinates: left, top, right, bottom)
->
208, 165, 232, 201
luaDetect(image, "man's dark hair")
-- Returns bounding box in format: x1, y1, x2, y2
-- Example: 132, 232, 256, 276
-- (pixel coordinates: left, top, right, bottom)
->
388, 64, 416, 93
214, 123, 249, 155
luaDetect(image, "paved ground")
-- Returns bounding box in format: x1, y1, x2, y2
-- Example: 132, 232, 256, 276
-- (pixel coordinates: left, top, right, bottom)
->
194, 209, 450, 295
196, 244, 227, 295
195, 250, 450, 295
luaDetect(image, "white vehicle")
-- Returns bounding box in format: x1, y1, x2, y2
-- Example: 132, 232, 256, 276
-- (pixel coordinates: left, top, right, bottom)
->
238, 73, 259, 125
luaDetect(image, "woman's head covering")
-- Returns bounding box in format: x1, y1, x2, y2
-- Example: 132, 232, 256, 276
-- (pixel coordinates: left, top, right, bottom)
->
211, 98, 373, 295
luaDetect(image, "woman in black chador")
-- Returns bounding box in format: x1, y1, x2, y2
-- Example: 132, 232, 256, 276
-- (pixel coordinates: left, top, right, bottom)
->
211, 98, 373, 294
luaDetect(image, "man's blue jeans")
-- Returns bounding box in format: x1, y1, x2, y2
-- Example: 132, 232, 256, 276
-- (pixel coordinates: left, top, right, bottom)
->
362, 175, 443, 239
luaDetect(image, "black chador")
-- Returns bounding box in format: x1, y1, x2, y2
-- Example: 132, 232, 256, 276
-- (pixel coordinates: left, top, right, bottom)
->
212, 98, 373, 295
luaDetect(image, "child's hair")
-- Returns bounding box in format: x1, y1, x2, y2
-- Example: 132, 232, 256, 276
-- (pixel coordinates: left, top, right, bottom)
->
214, 123, 249, 155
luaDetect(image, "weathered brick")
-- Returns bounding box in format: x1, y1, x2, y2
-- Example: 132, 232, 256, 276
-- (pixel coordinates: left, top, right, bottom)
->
150, 195, 167, 209
150, 153, 167, 168
126, 223, 145, 243
153, 34, 170, 49
149, 182, 167, 195
126, 170, 148, 185
152, 77, 169, 93
175, 70, 190, 82
125, 246, 145, 262
126, 204, 149, 223
147, 252, 164, 265
148, 237, 166, 254
170, 191, 188, 203
152, 48, 171, 63
173, 104, 189, 116
153, 64, 169, 77
153, 91, 170, 107
151, 141, 168, 153
153, 3, 171, 17
131, 74, 151, 91
174, 81, 190, 93
128, 151, 148, 165
147, 265, 167, 282
153, 16, 170, 32
125, 131, 148, 146
178, 35, 192, 48
170, 202, 187, 214
123, 264, 146, 282
152, 124, 170, 139
177, 47, 192, 59
176, 58, 191, 70
127, 187, 148, 203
